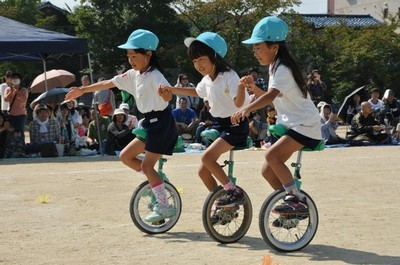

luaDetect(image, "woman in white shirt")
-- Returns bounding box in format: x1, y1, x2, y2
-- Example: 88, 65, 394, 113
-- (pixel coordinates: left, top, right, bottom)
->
231, 16, 322, 220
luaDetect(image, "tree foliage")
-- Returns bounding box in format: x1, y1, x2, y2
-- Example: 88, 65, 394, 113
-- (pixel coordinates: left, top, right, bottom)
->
69, 0, 189, 78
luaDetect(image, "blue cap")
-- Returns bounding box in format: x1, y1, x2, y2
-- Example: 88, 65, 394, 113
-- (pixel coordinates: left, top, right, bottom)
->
184, 32, 227, 58
118, 29, 159, 51
242, 16, 288, 44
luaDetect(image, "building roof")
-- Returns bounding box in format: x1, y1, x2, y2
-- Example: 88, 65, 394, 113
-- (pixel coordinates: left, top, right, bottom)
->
298, 14, 382, 28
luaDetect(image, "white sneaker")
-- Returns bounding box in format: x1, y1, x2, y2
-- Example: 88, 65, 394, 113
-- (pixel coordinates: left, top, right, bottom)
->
145, 204, 176, 223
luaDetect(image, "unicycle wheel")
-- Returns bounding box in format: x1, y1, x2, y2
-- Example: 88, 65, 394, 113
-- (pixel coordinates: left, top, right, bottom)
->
259, 189, 318, 252
202, 185, 252, 243
129, 180, 182, 234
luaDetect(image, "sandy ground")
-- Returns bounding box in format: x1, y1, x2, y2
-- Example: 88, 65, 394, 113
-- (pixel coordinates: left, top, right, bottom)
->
1, 145, 400, 265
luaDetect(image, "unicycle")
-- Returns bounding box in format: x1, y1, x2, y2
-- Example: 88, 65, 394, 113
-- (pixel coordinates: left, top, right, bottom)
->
129, 128, 182, 234
201, 129, 253, 243
258, 125, 324, 252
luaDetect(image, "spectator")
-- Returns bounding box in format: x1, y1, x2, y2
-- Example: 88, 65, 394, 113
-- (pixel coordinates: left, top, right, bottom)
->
247, 81, 268, 147
346, 93, 362, 125
367, 88, 384, 121
93, 77, 116, 117
106, 108, 135, 155
308, 69, 327, 106
87, 106, 110, 153
349, 101, 390, 145
78, 75, 94, 108
172, 97, 199, 140
4, 129, 26, 158
319, 103, 347, 145
3, 72, 28, 134
195, 100, 214, 145
119, 103, 138, 129
58, 103, 79, 147
78, 113, 91, 137
249, 67, 267, 91
174, 73, 201, 113
0, 71, 12, 116
0, 112, 11, 158
381, 89, 400, 128
26, 103, 61, 154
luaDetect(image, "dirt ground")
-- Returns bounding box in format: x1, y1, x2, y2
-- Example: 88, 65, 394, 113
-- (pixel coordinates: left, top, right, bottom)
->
1, 145, 399, 265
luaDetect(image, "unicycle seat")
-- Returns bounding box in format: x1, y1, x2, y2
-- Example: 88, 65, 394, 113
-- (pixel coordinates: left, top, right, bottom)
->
268, 124, 325, 151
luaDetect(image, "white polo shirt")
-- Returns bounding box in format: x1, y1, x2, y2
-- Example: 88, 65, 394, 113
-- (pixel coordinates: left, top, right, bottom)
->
112, 69, 170, 114
269, 64, 322, 140
196, 70, 250, 118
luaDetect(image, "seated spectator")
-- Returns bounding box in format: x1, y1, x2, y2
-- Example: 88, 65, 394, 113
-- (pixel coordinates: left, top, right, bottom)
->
195, 100, 214, 145
319, 103, 347, 145
87, 106, 111, 153
106, 108, 135, 155
349, 101, 390, 145
26, 103, 61, 154
249, 67, 267, 91
346, 93, 362, 125
367, 88, 384, 122
119, 103, 138, 129
247, 83, 268, 147
4, 129, 26, 158
172, 97, 199, 140
58, 103, 79, 147
0, 112, 12, 158
77, 113, 91, 137
381, 89, 400, 129
174, 74, 200, 113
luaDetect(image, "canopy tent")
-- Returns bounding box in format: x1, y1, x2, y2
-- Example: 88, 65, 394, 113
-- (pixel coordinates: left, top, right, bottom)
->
0, 16, 93, 89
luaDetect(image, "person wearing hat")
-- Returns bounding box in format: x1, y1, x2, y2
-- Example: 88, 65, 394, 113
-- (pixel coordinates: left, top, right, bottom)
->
106, 108, 135, 155
3, 72, 28, 134
159, 31, 251, 210
26, 103, 61, 155
0, 71, 13, 115
65, 29, 178, 223
231, 16, 322, 223
119, 103, 138, 129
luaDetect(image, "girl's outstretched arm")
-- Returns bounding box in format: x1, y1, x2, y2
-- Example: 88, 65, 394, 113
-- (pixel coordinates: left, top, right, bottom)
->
159, 84, 198, 97
65, 80, 115, 101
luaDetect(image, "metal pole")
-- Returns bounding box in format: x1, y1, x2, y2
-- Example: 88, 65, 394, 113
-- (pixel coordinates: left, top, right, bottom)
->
93, 103, 103, 156
87, 53, 94, 84
42, 58, 48, 91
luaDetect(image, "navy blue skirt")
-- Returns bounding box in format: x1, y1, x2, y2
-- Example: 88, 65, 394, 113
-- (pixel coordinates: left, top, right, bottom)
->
212, 117, 249, 147
142, 108, 178, 155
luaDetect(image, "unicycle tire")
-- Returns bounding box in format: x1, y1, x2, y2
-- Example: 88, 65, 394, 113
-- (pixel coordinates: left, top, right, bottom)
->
202, 185, 252, 243
259, 189, 318, 252
129, 180, 182, 234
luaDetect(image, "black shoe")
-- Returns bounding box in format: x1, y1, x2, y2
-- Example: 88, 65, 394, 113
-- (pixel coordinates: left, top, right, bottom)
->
273, 194, 308, 215
215, 188, 244, 207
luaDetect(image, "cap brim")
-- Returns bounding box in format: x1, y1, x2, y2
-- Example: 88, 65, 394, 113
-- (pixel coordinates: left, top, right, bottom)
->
118, 43, 139, 50
242, 37, 265, 44
184, 37, 197, 48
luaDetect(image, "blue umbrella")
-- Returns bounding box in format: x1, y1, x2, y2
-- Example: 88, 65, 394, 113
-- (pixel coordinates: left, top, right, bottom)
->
30, 87, 70, 109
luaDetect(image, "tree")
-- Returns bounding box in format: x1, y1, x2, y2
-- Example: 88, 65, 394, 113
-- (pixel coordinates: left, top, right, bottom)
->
69, 0, 190, 79
171, 0, 302, 75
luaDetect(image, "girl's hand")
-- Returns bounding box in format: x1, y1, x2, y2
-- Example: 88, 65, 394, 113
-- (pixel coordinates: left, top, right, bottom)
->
239, 75, 255, 90
65, 87, 83, 101
231, 108, 250, 125
158, 84, 172, 101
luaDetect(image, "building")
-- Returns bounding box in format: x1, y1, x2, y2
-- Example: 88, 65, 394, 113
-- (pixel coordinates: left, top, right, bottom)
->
328, 0, 399, 22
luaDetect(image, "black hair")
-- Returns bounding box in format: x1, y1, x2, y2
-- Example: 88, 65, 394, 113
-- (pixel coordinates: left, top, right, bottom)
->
113, 113, 127, 123
133, 48, 164, 74
267, 42, 308, 98
178, 73, 188, 83
187, 41, 231, 76
11, 72, 22, 79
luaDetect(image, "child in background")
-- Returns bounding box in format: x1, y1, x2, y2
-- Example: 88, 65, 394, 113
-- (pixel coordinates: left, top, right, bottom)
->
159, 32, 250, 208
65, 29, 178, 223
